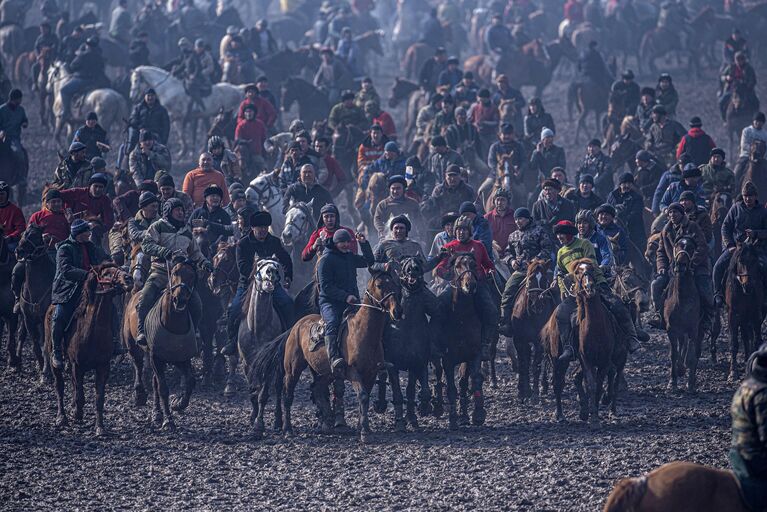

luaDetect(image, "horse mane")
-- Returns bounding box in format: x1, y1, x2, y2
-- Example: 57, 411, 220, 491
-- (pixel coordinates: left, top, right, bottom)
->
539, 309, 561, 358
566, 257, 593, 275
71, 264, 118, 338
526, 257, 549, 278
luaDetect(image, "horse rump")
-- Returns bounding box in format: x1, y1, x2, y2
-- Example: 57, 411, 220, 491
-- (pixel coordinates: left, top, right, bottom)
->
603, 475, 648, 512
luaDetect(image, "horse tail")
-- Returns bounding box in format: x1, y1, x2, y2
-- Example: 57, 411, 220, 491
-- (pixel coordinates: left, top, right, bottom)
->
247, 330, 288, 395
602, 476, 648, 512
540, 312, 560, 359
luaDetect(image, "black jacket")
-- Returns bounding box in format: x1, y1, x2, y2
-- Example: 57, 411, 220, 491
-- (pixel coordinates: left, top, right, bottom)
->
190, 205, 233, 254
52, 236, 107, 304
128, 100, 171, 145
282, 182, 333, 221
235, 232, 293, 287
73, 124, 109, 159
318, 241, 374, 305
70, 48, 106, 82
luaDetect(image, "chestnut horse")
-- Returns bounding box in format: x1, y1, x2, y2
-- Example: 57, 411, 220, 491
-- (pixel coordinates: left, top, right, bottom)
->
44, 264, 133, 434
603, 461, 749, 512
741, 142, 767, 198
510, 258, 556, 403
209, 241, 240, 397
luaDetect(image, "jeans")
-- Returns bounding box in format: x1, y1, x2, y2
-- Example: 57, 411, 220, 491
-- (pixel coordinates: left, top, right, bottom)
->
319, 300, 347, 338
60, 77, 90, 118
52, 298, 80, 350
500, 270, 526, 315
226, 284, 295, 343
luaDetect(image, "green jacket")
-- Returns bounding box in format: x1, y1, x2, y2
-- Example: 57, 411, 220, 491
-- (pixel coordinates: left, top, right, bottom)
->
699, 163, 736, 196
328, 103, 366, 130
556, 237, 606, 295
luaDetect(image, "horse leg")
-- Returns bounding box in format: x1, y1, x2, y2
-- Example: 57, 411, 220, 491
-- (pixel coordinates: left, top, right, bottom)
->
405, 370, 419, 429
54, 366, 67, 427
431, 358, 445, 418
606, 366, 618, 416
353, 381, 372, 443
151, 372, 163, 426
445, 362, 459, 430
72, 364, 85, 424
710, 311, 720, 363
515, 337, 531, 403
669, 334, 680, 391
332, 377, 347, 429
388, 368, 405, 432
171, 360, 195, 411
151, 357, 175, 432
532, 341, 543, 404
309, 375, 333, 433
282, 371, 299, 436
470, 357, 486, 426
553, 361, 566, 421
585, 364, 600, 426
574, 368, 588, 422
94, 363, 109, 436
224, 353, 239, 398
416, 366, 432, 417
728, 322, 739, 382
131, 348, 148, 407
372, 369, 388, 413
686, 334, 699, 394
458, 364, 470, 426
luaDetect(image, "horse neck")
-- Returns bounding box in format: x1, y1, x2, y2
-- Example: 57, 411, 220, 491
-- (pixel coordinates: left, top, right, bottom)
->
160, 290, 190, 330
576, 293, 611, 340
248, 284, 276, 334
24, 252, 55, 289
76, 288, 113, 348
347, 299, 388, 354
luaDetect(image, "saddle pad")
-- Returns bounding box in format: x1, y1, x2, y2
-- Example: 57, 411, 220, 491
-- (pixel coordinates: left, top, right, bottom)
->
308, 312, 353, 352
145, 299, 197, 362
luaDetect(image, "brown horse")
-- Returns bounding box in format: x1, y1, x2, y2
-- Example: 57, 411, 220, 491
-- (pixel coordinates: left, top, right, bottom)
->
568, 81, 611, 145
741, 141, 767, 197
663, 237, 702, 393
209, 241, 240, 397
612, 264, 650, 331
724, 239, 764, 382
401, 42, 432, 80
510, 258, 557, 403
255, 271, 402, 441
0, 227, 18, 373
603, 461, 749, 512
44, 264, 133, 435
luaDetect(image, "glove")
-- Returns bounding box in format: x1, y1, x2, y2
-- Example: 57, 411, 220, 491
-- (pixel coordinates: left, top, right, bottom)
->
200, 260, 214, 273
160, 247, 173, 259
132, 269, 143, 287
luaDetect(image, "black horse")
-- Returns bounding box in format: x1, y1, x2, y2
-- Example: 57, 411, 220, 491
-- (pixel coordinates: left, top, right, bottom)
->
281, 77, 330, 128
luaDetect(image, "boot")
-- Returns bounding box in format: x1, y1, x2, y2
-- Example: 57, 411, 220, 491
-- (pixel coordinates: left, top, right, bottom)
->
325, 335, 345, 376
135, 315, 148, 347
51, 331, 64, 369
498, 303, 513, 337
558, 340, 575, 362
627, 335, 640, 353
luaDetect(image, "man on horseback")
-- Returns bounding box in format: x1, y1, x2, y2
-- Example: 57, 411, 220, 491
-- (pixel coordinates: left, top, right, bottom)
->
156, 173, 193, 221
649, 202, 714, 332
552, 220, 641, 362
0, 89, 28, 188
283, 164, 333, 221
575, 139, 612, 197
676, 117, 716, 167
49, 219, 123, 369
576, 209, 614, 275
31, 22, 58, 93
607, 173, 646, 251
190, 185, 233, 256
134, 198, 212, 347
566, 174, 604, 213
373, 175, 423, 241
484, 13, 514, 57
611, 70, 640, 116
576, 41, 612, 91
680, 190, 713, 245
53, 141, 93, 189
645, 105, 686, 167
594, 203, 629, 266
72, 112, 109, 161
700, 148, 735, 197
720, 51, 757, 121
712, 181, 767, 308
207, 136, 241, 185
128, 131, 172, 187
171, 37, 211, 119
318, 229, 374, 375
220, 210, 294, 356
498, 206, 555, 336
127, 89, 171, 152
532, 178, 576, 236
60, 36, 107, 123
729, 345, 767, 511
0, 181, 24, 252
301, 203, 357, 262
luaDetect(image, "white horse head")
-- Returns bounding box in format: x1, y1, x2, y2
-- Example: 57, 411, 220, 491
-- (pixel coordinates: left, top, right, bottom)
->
253, 258, 282, 294
281, 200, 313, 248
246, 171, 285, 234
130, 66, 180, 103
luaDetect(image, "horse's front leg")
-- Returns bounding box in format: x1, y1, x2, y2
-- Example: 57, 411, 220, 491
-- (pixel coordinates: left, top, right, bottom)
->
416, 366, 432, 418
388, 368, 405, 432
515, 337, 531, 402
354, 381, 372, 443
458, 363, 470, 425
332, 377, 347, 429
224, 352, 239, 398
372, 369, 388, 413
54, 366, 67, 427
470, 356, 486, 426
171, 360, 195, 412
431, 358, 445, 418
727, 323, 739, 383
73, 364, 85, 424
669, 334, 680, 390
444, 361, 459, 430
151, 357, 175, 432
130, 347, 148, 407
94, 364, 109, 436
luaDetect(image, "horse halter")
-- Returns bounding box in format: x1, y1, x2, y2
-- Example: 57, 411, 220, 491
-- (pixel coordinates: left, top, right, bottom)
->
283, 204, 312, 243
254, 259, 281, 292
251, 179, 281, 211
168, 261, 197, 296
92, 267, 128, 295
210, 254, 237, 293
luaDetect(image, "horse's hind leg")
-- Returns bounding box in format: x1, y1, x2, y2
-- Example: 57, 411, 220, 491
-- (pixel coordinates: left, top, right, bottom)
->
372, 370, 388, 414
332, 377, 347, 429
416, 366, 432, 417
310, 376, 333, 433
131, 349, 148, 407
353, 380, 373, 443
431, 358, 445, 418
73, 364, 85, 424
171, 360, 195, 412
444, 363, 459, 430
224, 353, 239, 398
532, 342, 543, 404
470, 357, 486, 426
54, 367, 67, 427
94, 364, 109, 436
405, 370, 420, 428
686, 334, 700, 394
151, 372, 163, 426
728, 324, 739, 382
574, 368, 588, 422
388, 369, 406, 432
669, 335, 680, 390
515, 338, 531, 402
282, 371, 300, 436
710, 311, 720, 363
151, 357, 175, 432
458, 364, 470, 426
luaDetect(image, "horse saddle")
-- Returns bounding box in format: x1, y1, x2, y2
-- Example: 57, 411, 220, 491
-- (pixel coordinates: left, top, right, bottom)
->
308, 309, 355, 352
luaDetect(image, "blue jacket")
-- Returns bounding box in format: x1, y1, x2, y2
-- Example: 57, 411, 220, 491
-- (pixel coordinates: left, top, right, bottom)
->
318, 241, 374, 305
652, 168, 681, 214
368, 155, 407, 178
721, 200, 767, 250
660, 180, 706, 210
582, 228, 614, 269
472, 215, 494, 261
599, 222, 629, 265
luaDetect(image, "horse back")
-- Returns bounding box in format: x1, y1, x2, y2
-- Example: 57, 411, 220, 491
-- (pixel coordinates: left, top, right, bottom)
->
443, 293, 483, 364
641, 462, 746, 512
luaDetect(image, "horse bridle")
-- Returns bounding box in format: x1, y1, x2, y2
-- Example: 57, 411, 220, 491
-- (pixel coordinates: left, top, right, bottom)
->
284, 204, 312, 242
254, 259, 281, 291
613, 268, 645, 302
210, 256, 238, 293
92, 267, 125, 294
17, 232, 47, 261
251, 180, 281, 211
168, 261, 198, 295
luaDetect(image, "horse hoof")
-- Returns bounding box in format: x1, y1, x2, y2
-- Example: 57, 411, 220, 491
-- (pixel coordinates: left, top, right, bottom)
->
55, 415, 68, 428
405, 413, 419, 429
320, 422, 334, 434
417, 401, 432, 417
223, 382, 237, 398
588, 418, 601, 429
251, 429, 264, 441
152, 411, 163, 427
449, 418, 459, 431
359, 432, 370, 444
284, 429, 294, 438
170, 396, 188, 412
555, 413, 566, 423
394, 419, 406, 433
372, 400, 387, 414
579, 409, 589, 422
134, 389, 148, 407
472, 408, 486, 426
458, 414, 470, 427
727, 371, 738, 383
162, 419, 176, 432
95, 426, 108, 438
431, 402, 444, 418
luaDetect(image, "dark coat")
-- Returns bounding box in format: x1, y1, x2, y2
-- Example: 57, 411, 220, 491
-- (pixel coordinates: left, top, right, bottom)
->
190, 205, 233, 254
607, 187, 646, 247
531, 196, 576, 233
317, 241, 374, 305
282, 182, 333, 220
721, 200, 767, 250
236, 231, 293, 287
52, 236, 107, 304
128, 100, 171, 145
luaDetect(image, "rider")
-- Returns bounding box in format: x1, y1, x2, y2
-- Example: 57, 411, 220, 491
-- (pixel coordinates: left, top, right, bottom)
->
610, 70, 640, 116
712, 181, 767, 307
283, 164, 332, 221
301, 203, 357, 262
313, 47, 354, 105
649, 202, 714, 334
552, 220, 641, 362
318, 229, 374, 375
60, 36, 107, 122
655, 73, 679, 119
498, 206, 555, 336
156, 173, 194, 221
575, 139, 613, 196
220, 210, 294, 356
675, 116, 716, 167
531, 178, 576, 236
31, 22, 58, 92
72, 111, 110, 161
729, 344, 767, 511
679, 190, 713, 245
484, 189, 516, 250
134, 198, 212, 347
484, 13, 514, 57
644, 104, 686, 167
576, 209, 614, 275
53, 141, 93, 189
565, 174, 604, 213
372, 215, 440, 273
434, 215, 499, 361
128, 130, 172, 187
182, 152, 230, 208
126, 191, 160, 284
237, 84, 277, 131
607, 172, 647, 251
577, 41, 612, 89
207, 136, 241, 185
0, 181, 25, 251
594, 203, 629, 266
171, 37, 211, 118
723, 27, 749, 65
127, 88, 171, 152
189, 184, 233, 255
700, 148, 736, 197
0, 89, 28, 193
372, 175, 423, 241
328, 90, 367, 131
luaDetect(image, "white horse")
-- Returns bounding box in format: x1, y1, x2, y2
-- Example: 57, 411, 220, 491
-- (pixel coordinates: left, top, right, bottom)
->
130, 66, 245, 156
46, 61, 129, 145
246, 171, 285, 235
281, 200, 315, 290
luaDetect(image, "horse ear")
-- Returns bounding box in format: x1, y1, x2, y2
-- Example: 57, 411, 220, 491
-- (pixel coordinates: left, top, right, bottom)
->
608, 233, 620, 243
307, 198, 314, 208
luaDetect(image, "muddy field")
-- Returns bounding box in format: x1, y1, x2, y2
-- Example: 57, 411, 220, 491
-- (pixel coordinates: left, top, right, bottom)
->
0, 58, 761, 511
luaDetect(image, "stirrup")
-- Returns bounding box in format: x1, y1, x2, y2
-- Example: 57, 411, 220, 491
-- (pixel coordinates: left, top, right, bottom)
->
331, 357, 346, 375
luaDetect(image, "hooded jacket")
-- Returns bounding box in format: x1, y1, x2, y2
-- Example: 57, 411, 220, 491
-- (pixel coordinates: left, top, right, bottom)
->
302, 204, 356, 261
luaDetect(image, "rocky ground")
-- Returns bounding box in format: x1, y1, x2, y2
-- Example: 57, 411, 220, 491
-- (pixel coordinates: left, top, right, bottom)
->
0, 55, 758, 510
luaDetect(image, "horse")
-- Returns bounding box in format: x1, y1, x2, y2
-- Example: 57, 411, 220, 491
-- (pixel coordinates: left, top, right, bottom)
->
44, 264, 133, 435
492, 37, 578, 97
663, 237, 702, 393
281, 200, 314, 290
510, 258, 557, 403
208, 241, 240, 397
726, 84, 760, 160
724, 239, 764, 382
245, 171, 285, 235
401, 42, 432, 80
0, 23, 24, 74
253, 270, 402, 441
207, 108, 237, 146
568, 80, 610, 144
741, 141, 767, 199
373, 256, 434, 431
608, 119, 642, 178
129, 66, 244, 157
281, 77, 329, 129
387, 77, 427, 145
46, 61, 129, 145
639, 10, 713, 75
612, 265, 650, 331
0, 227, 17, 372
603, 461, 750, 512
13, 224, 55, 380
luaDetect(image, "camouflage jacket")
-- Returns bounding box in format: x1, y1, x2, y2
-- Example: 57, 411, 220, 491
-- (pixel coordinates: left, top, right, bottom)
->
731, 373, 767, 477
507, 222, 555, 264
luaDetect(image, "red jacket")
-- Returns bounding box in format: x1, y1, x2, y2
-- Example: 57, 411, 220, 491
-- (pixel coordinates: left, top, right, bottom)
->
28, 208, 70, 245
435, 239, 495, 279
485, 208, 516, 251
373, 111, 397, 140
675, 127, 716, 162
237, 96, 277, 128
301, 226, 357, 261
356, 139, 385, 172
320, 155, 347, 192
469, 101, 500, 135
564, 0, 584, 22
235, 118, 267, 156
59, 188, 115, 230
0, 202, 25, 240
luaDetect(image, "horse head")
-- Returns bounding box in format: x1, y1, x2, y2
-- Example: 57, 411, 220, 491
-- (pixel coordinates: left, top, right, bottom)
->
253, 258, 281, 294
524, 257, 552, 311
570, 258, 598, 299
16, 223, 46, 261
398, 256, 425, 290
749, 140, 766, 161
451, 252, 478, 295
281, 201, 312, 248
672, 237, 695, 275
388, 77, 418, 109
733, 239, 761, 294
614, 265, 649, 313
88, 264, 134, 299
366, 270, 403, 321
169, 260, 197, 311
710, 192, 732, 225
209, 242, 237, 296
246, 172, 282, 211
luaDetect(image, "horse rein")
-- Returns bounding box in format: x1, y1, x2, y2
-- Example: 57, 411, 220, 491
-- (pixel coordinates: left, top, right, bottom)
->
251, 181, 281, 211
354, 289, 395, 313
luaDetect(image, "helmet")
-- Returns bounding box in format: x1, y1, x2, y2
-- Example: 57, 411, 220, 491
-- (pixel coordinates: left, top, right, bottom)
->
494, 189, 511, 201
575, 209, 596, 226
454, 215, 473, 231
0, 181, 9, 193
207, 135, 225, 151
177, 37, 192, 49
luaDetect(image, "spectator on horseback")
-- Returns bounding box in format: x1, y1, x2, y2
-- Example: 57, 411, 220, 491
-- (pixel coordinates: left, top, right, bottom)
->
31, 23, 58, 91
251, 19, 278, 58
610, 70, 640, 116
372, 215, 438, 272
594, 203, 629, 265
722, 27, 748, 65
314, 47, 353, 105
60, 25, 84, 65
676, 116, 716, 166
170, 37, 211, 118
498, 206, 555, 336
356, 77, 380, 109
112, 179, 158, 224
650, 202, 714, 333
552, 220, 641, 362
60, 36, 107, 123
58, 172, 114, 246
712, 181, 767, 307
738, 112, 767, 160
457, 200, 493, 258
577, 40, 612, 89
420, 8, 446, 50
453, 72, 479, 105
156, 172, 194, 221
635, 87, 656, 134
429, 211, 458, 257
651, 152, 688, 216
484, 13, 514, 56
283, 164, 333, 221
575, 138, 612, 194
255, 76, 278, 112
207, 136, 241, 185
128, 131, 172, 187
522, 97, 553, 145
318, 228, 373, 375
0, 89, 28, 173
0, 181, 24, 249
430, 94, 456, 139
302, 203, 357, 262
368, 141, 407, 178
423, 162, 473, 218
532, 178, 576, 236
485, 189, 516, 251
680, 190, 713, 245
655, 73, 679, 119
445, 106, 481, 157
109, 0, 131, 44
565, 173, 604, 213
700, 148, 735, 197
438, 57, 462, 90
660, 164, 706, 212
127, 88, 170, 152
488, 122, 526, 183
530, 128, 567, 182
128, 31, 151, 69
189, 184, 234, 256
720, 51, 757, 119
607, 172, 646, 250
234, 104, 267, 173
576, 209, 614, 275
53, 141, 93, 189
364, 101, 396, 141
373, 175, 423, 241
279, 142, 311, 193
435, 215, 499, 361
237, 84, 277, 130
644, 104, 686, 167
313, 137, 347, 196
415, 93, 444, 146
49, 219, 123, 369
564, 0, 585, 24
72, 112, 109, 161
426, 135, 465, 187
134, 197, 212, 347
336, 27, 361, 77
418, 47, 447, 95
183, 152, 230, 208
357, 124, 389, 175
328, 90, 367, 131
124, 191, 160, 284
